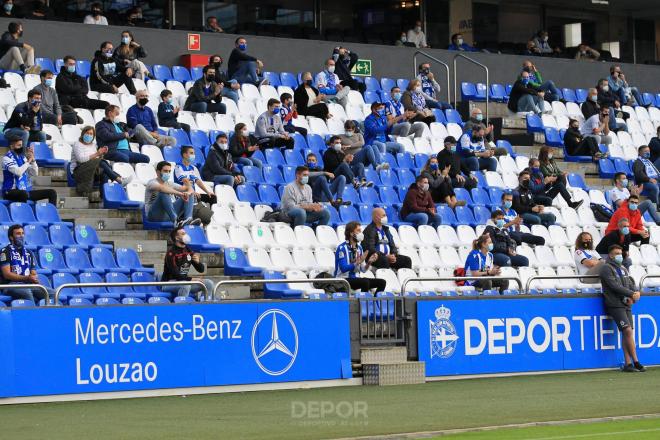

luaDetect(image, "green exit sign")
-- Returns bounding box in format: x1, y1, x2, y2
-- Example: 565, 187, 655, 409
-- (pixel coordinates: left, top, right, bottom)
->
350, 59, 372, 77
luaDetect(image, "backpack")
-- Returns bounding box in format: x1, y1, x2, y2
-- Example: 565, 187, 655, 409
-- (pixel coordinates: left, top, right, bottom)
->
262, 209, 291, 224
453, 267, 466, 286
193, 202, 213, 225
312, 271, 347, 294
590, 203, 613, 223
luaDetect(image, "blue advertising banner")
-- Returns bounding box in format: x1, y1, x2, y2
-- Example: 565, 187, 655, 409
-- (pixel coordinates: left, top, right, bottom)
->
418, 296, 660, 377
0, 301, 351, 397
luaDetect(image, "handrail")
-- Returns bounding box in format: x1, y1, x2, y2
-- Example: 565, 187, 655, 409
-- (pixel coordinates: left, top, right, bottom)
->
0, 283, 50, 306
54, 281, 209, 305
401, 276, 521, 296
524, 275, 600, 294
212, 278, 352, 301
638, 274, 660, 291
413, 51, 451, 105
452, 53, 489, 122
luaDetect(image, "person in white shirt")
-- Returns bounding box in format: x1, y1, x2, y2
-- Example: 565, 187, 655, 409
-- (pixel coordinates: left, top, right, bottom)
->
385, 86, 425, 138
580, 106, 612, 146
406, 21, 428, 48
609, 172, 660, 224
71, 125, 130, 195
145, 161, 200, 227
574, 231, 602, 281
314, 59, 350, 107
83, 3, 108, 25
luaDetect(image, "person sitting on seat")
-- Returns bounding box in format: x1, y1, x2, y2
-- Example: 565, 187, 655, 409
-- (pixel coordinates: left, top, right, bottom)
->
597, 78, 628, 133
95, 105, 150, 164
401, 79, 436, 125
580, 105, 612, 147
364, 102, 404, 155
33, 70, 78, 126
56, 55, 109, 110
464, 234, 508, 293
458, 124, 497, 172
202, 133, 245, 187
315, 58, 350, 107
280, 166, 330, 227
608, 65, 643, 107
574, 231, 603, 279
463, 108, 497, 148
512, 170, 556, 227
0, 21, 40, 74
90, 41, 136, 95
529, 157, 583, 209
254, 98, 294, 150
500, 192, 545, 247
632, 145, 660, 206
331, 46, 366, 94
484, 210, 529, 267
416, 62, 451, 110
436, 136, 478, 192
521, 59, 559, 102
324, 135, 373, 189
605, 195, 650, 247
0, 224, 52, 303
507, 69, 544, 115
574, 43, 600, 61
145, 161, 199, 227
306, 152, 346, 208
532, 30, 560, 56
229, 123, 262, 169
158, 89, 190, 133
183, 65, 226, 114
161, 227, 215, 299
448, 33, 477, 52
564, 118, 601, 159
294, 72, 330, 120
227, 36, 266, 86
175, 145, 215, 204
2, 137, 57, 205
335, 221, 386, 294
421, 156, 465, 208
609, 172, 660, 225
279, 92, 307, 137
339, 122, 386, 172
113, 30, 151, 80
596, 218, 635, 268
385, 86, 426, 138
363, 207, 412, 270
406, 20, 429, 48
127, 90, 176, 147
208, 54, 240, 104
3, 89, 46, 146
400, 175, 442, 228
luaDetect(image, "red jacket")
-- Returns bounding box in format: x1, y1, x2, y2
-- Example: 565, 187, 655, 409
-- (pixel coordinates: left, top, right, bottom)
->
400, 183, 435, 219
605, 200, 645, 235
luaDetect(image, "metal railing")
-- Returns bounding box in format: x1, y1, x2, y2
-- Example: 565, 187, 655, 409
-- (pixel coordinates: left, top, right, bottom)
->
413, 51, 451, 105
524, 275, 600, 294
53, 281, 209, 305
0, 284, 50, 306
358, 296, 405, 345
452, 53, 489, 121
638, 274, 660, 291
213, 278, 352, 301
401, 275, 522, 295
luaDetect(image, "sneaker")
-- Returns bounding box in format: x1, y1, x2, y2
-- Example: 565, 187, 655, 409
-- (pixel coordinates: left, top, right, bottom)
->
25, 65, 41, 74
330, 199, 343, 208
120, 175, 133, 186
178, 218, 194, 227
569, 200, 584, 210
362, 179, 374, 188
341, 200, 352, 206
622, 363, 638, 373
353, 180, 361, 189
634, 361, 646, 372
376, 163, 390, 171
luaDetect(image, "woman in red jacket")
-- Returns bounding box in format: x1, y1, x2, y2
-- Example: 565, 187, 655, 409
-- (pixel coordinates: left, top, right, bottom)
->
400, 175, 442, 227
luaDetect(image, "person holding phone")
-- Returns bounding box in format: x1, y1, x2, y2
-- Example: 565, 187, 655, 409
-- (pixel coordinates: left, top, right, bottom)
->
334, 221, 387, 295
464, 234, 508, 293
2, 137, 56, 204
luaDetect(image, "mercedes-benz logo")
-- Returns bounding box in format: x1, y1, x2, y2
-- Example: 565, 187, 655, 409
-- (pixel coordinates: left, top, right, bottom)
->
251, 309, 299, 376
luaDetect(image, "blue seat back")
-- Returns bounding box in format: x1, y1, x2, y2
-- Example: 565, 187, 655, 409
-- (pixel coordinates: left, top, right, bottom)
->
263, 166, 285, 185
39, 247, 67, 270
339, 205, 360, 223
236, 184, 260, 204
35, 202, 63, 223
24, 224, 50, 247
105, 272, 132, 294
76, 60, 91, 77
116, 248, 142, 269
52, 272, 80, 295
242, 165, 264, 184
10, 202, 37, 223
79, 272, 106, 294
265, 149, 286, 167
75, 225, 101, 246
279, 72, 298, 88
64, 247, 93, 270
153, 64, 173, 81
380, 78, 396, 92
172, 65, 191, 82
258, 184, 280, 205
90, 247, 118, 270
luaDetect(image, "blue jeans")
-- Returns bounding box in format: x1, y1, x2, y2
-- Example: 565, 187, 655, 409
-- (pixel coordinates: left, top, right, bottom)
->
235, 156, 263, 169
336, 161, 365, 182
642, 182, 660, 205
147, 191, 194, 223
161, 278, 215, 299
353, 145, 382, 168
4, 128, 46, 146
105, 149, 150, 164
231, 61, 259, 85
98, 160, 121, 182
639, 199, 660, 224
311, 175, 346, 202
372, 140, 404, 155
221, 87, 240, 103
517, 94, 543, 114
463, 155, 497, 172
5, 283, 52, 303
189, 101, 226, 114
522, 212, 556, 228
493, 252, 529, 268
287, 207, 330, 227
212, 175, 235, 186
404, 212, 442, 228
538, 80, 559, 102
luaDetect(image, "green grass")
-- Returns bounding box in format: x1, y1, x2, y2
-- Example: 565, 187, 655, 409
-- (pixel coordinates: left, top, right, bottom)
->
1, 369, 659, 440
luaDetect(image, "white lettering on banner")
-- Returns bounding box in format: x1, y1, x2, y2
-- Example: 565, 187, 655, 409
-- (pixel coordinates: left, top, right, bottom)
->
637, 314, 658, 349
599, 315, 615, 350
74, 316, 241, 346
551, 317, 571, 352
487, 319, 505, 355
572, 316, 590, 351
76, 358, 157, 385
464, 319, 486, 355
505, 318, 525, 354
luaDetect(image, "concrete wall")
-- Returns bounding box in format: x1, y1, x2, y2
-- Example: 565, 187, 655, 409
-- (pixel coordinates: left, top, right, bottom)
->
3, 17, 660, 98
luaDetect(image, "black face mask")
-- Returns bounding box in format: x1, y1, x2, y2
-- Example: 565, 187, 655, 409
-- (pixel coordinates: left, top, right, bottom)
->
93, 9, 101, 16
583, 241, 592, 248
213, 61, 222, 69
520, 179, 530, 188
14, 147, 24, 156
206, 75, 215, 81
138, 98, 149, 106
304, 80, 312, 86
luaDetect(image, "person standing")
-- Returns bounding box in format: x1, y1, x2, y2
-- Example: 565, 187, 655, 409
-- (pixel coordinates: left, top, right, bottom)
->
599, 244, 645, 373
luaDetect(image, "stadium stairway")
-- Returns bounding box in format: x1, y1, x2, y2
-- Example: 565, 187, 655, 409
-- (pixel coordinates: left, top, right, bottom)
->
360, 346, 425, 386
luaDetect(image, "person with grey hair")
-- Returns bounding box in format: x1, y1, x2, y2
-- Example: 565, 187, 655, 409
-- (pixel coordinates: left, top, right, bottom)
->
596, 217, 634, 268
126, 90, 177, 147
580, 105, 612, 146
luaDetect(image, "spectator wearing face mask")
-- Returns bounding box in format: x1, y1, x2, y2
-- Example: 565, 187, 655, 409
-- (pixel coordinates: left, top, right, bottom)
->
528, 156, 583, 209
294, 72, 330, 120
95, 105, 150, 164
436, 136, 478, 192
580, 106, 612, 147
401, 79, 436, 124
574, 232, 603, 279
513, 170, 556, 228
521, 60, 560, 102
90, 41, 136, 95
575, 43, 600, 62
175, 145, 215, 205
395, 32, 414, 47
499, 192, 544, 247
208, 54, 239, 104
531, 30, 559, 55
363, 207, 412, 270
364, 102, 405, 156
33, 69, 78, 126
1, 0, 19, 19
406, 21, 428, 48
202, 133, 245, 187
331, 46, 366, 94
416, 63, 451, 110
84, 2, 107, 25
228, 37, 266, 86
564, 118, 601, 159
609, 172, 660, 225
538, 147, 585, 209
315, 59, 350, 107
608, 65, 643, 107
229, 123, 262, 169
421, 156, 465, 208
633, 145, 660, 206
483, 210, 529, 268
255, 99, 294, 150
595, 218, 636, 268
338, 122, 386, 172
127, 90, 177, 147
183, 64, 226, 114
448, 33, 477, 52
463, 108, 497, 147
400, 175, 442, 228
158, 89, 190, 133
2, 137, 56, 205
4, 89, 46, 146
162, 226, 214, 298
385, 86, 426, 139
114, 30, 151, 80
204, 16, 224, 33
324, 135, 373, 189
305, 152, 347, 208
508, 70, 544, 115
56, 55, 109, 110
458, 124, 497, 173
464, 234, 508, 293
146, 161, 199, 228
596, 78, 628, 132
279, 92, 307, 137
281, 166, 331, 227
335, 221, 386, 294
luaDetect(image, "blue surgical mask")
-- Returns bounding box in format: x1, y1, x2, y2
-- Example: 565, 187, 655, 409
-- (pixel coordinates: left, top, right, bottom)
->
300, 175, 309, 185
503, 200, 512, 209
393, 92, 402, 101
167, 97, 173, 104
4, 3, 12, 12
621, 226, 630, 236
122, 36, 130, 45
161, 172, 171, 182
44, 78, 54, 87
430, 163, 439, 171
31, 100, 41, 107
378, 109, 386, 117
188, 154, 196, 163
475, 114, 483, 121
496, 219, 505, 228
531, 167, 540, 174
67, 65, 76, 73
272, 107, 280, 115
449, 144, 457, 153
621, 179, 628, 187
521, 78, 529, 85
590, 95, 597, 102
614, 254, 624, 265
628, 203, 638, 211
487, 243, 494, 251
82, 134, 94, 143
238, 43, 247, 51
307, 161, 317, 168
643, 152, 651, 159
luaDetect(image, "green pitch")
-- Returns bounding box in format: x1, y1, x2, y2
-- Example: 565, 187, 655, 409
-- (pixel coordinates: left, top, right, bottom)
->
1, 369, 659, 440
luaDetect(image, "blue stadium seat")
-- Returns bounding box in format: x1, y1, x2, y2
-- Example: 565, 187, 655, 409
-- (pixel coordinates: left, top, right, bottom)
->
655, 94, 660, 108
190, 66, 203, 81
261, 71, 280, 87
453, 188, 472, 206
364, 168, 381, 186
487, 188, 504, 206
51, 272, 86, 300
223, 247, 262, 276
326, 205, 342, 227
598, 158, 615, 178
122, 297, 145, 305
190, 130, 210, 151
396, 152, 414, 169
23, 224, 51, 251
503, 289, 520, 296
284, 149, 304, 166
131, 271, 167, 297
364, 76, 380, 91
612, 158, 633, 177
263, 270, 304, 299
90, 247, 131, 274
356, 204, 372, 223
74, 225, 113, 249
264, 148, 286, 167
436, 205, 458, 226
106, 272, 144, 298
396, 78, 409, 90
359, 187, 380, 205
414, 153, 429, 168
307, 292, 328, 300
103, 184, 142, 209
379, 169, 399, 187
380, 78, 396, 93
258, 184, 280, 207
363, 91, 380, 104
183, 225, 221, 253
10, 203, 47, 227
69, 297, 92, 306
490, 83, 506, 102
162, 146, 183, 164
174, 296, 195, 303
471, 188, 493, 208
172, 65, 191, 83
474, 171, 487, 188
455, 206, 477, 226
148, 296, 170, 304
55, 58, 65, 71
39, 247, 77, 274
65, 247, 104, 274
280, 72, 298, 88
566, 173, 589, 191
544, 127, 563, 147
384, 206, 411, 227
50, 224, 81, 249
76, 60, 91, 77
379, 186, 401, 206
641, 92, 654, 106
262, 165, 285, 185
168, 129, 191, 147
561, 88, 577, 103
152, 64, 173, 81
473, 206, 491, 224
475, 83, 488, 101
444, 109, 463, 126
306, 134, 325, 152
341, 186, 359, 205
282, 165, 296, 182
396, 169, 415, 187
292, 132, 307, 150
33, 142, 66, 167
496, 140, 516, 157
339, 205, 360, 223
35, 202, 72, 227
35, 57, 55, 72
526, 114, 544, 133
431, 109, 447, 124
79, 271, 113, 298
236, 184, 260, 205
116, 248, 155, 274
96, 297, 120, 306
575, 88, 588, 103
11, 299, 35, 308
242, 165, 264, 184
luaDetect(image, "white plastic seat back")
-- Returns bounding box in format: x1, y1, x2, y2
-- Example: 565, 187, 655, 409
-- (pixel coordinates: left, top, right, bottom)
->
375, 268, 401, 293
251, 224, 276, 248
292, 247, 321, 272
211, 204, 237, 227
295, 225, 320, 248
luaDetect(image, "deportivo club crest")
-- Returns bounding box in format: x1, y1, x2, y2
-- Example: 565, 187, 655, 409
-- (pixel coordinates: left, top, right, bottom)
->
430, 305, 459, 359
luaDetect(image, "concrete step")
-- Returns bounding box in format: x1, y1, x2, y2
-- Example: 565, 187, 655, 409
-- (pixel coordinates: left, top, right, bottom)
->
360, 347, 407, 364
470, 101, 512, 119
58, 208, 140, 221
97, 230, 167, 241
363, 362, 425, 386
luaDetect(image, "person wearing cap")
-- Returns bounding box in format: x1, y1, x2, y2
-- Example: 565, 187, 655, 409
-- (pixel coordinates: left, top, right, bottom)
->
364, 102, 404, 155
436, 136, 477, 191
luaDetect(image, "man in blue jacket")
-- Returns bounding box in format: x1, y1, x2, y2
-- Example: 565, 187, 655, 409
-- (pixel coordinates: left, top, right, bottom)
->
95, 105, 149, 164
126, 90, 176, 148
363, 102, 404, 155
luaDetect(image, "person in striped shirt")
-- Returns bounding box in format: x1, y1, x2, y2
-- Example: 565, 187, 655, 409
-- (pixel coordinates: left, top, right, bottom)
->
464, 234, 508, 293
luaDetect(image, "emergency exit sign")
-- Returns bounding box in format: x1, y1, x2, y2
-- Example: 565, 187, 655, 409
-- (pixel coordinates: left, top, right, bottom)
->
188, 33, 201, 51
350, 59, 372, 76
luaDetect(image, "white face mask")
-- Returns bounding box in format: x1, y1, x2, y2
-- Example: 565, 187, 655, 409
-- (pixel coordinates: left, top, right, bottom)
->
345, 130, 353, 137
415, 26, 422, 32
602, 85, 609, 92
333, 143, 342, 151
457, 38, 464, 45
548, 154, 553, 160
420, 183, 429, 192
415, 86, 422, 93
241, 129, 249, 137
327, 65, 335, 73
354, 232, 364, 242
380, 216, 388, 225
180, 234, 191, 244
219, 142, 228, 150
